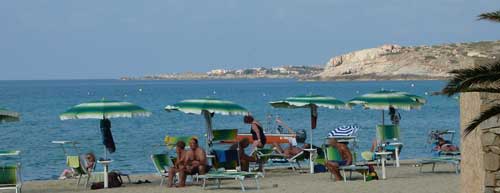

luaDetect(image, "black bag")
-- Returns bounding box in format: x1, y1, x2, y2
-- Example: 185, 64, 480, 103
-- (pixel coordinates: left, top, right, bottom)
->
90, 172, 122, 190
90, 182, 104, 190
108, 172, 123, 188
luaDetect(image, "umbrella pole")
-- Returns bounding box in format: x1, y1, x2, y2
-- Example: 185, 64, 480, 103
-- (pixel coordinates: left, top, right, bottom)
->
309, 106, 318, 174
382, 110, 385, 125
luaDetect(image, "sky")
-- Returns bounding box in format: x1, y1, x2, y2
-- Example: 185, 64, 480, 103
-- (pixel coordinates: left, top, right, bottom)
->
1, 0, 500, 80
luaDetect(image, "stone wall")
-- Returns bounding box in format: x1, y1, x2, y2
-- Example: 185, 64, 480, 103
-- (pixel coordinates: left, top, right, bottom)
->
479, 93, 500, 193
461, 92, 500, 193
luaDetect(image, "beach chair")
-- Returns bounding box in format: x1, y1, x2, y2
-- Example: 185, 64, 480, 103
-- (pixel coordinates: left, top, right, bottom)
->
428, 129, 460, 157
199, 129, 264, 191
150, 153, 173, 186
323, 146, 369, 182
160, 135, 198, 185
254, 147, 306, 173
0, 151, 22, 193
417, 157, 461, 174
376, 125, 403, 166
201, 149, 264, 191
66, 155, 105, 188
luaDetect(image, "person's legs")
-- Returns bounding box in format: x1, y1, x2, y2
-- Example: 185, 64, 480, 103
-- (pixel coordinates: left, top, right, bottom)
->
59, 169, 73, 180
240, 159, 249, 172
272, 142, 284, 154
198, 165, 206, 175
178, 168, 187, 187
167, 167, 177, 187
326, 161, 342, 181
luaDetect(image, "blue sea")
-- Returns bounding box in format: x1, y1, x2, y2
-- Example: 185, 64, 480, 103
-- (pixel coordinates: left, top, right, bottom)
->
0, 79, 459, 180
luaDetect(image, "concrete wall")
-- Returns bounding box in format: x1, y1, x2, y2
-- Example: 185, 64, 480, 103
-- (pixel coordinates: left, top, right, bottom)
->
460, 92, 485, 193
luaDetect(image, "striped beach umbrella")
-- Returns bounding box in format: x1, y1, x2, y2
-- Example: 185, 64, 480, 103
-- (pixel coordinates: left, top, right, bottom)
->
165, 98, 248, 145
60, 99, 151, 120
60, 99, 151, 158
270, 95, 348, 174
0, 108, 20, 123
328, 125, 360, 137
348, 90, 426, 124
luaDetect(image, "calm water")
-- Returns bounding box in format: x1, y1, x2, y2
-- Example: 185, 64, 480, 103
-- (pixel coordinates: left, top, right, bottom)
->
0, 79, 459, 180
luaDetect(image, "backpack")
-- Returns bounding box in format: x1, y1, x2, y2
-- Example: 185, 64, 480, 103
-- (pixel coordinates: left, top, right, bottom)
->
108, 172, 123, 188
90, 172, 122, 189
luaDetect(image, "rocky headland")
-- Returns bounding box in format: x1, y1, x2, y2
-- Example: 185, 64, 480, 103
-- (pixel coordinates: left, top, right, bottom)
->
315, 40, 500, 80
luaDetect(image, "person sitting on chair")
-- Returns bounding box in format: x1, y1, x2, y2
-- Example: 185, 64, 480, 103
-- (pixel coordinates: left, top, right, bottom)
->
178, 138, 207, 187
325, 138, 353, 181
167, 141, 187, 187
59, 152, 96, 180
229, 138, 256, 171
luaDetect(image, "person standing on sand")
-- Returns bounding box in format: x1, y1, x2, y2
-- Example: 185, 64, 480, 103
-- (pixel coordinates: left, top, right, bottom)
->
243, 115, 267, 149
325, 138, 352, 181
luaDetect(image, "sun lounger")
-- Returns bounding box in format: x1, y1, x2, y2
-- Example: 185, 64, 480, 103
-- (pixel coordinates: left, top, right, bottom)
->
199, 170, 264, 191
417, 157, 461, 174
65, 155, 105, 188
199, 129, 264, 191
0, 151, 22, 193
150, 154, 173, 186
200, 149, 264, 191
254, 147, 306, 173
324, 146, 369, 182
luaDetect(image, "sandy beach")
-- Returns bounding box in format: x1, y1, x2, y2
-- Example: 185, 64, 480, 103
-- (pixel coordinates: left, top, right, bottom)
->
14, 162, 459, 193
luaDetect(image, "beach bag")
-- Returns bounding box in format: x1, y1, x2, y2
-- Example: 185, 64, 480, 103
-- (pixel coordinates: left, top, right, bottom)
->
90, 172, 122, 190
314, 164, 326, 173
91, 182, 104, 190
108, 172, 123, 188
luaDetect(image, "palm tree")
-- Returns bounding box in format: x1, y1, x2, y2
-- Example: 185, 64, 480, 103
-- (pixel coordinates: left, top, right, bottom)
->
478, 10, 500, 22
441, 10, 500, 136
442, 61, 500, 135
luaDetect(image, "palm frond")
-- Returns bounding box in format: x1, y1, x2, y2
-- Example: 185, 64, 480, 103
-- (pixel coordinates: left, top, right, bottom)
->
478, 10, 500, 22
458, 87, 500, 93
464, 106, 500, 136
442, 61, 500, 96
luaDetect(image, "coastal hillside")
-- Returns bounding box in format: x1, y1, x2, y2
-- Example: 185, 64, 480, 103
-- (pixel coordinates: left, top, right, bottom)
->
317, 40, 500, 80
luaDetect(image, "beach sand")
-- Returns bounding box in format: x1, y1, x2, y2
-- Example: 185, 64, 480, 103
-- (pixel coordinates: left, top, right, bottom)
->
14, 163, 458, 193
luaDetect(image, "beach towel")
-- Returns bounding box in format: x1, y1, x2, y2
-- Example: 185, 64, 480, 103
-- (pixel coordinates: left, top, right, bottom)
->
100, 119, 116, 154
214, 150, 227, 163
66, 156, 80, 168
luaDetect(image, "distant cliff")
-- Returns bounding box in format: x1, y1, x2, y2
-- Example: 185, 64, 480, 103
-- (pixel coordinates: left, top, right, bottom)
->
317, 41, 500, 80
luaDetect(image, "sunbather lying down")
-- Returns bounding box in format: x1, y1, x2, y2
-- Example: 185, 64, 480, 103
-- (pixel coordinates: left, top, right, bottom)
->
434, 137, 459, 152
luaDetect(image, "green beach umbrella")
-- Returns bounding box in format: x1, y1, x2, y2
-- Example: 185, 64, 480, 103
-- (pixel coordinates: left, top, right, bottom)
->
165, 98, 248, 145
0, 108, 20, 123
60, 99, 151, 158
348, 90, 426, 125
269, 95, 348, 174
60, 99, 151, 120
